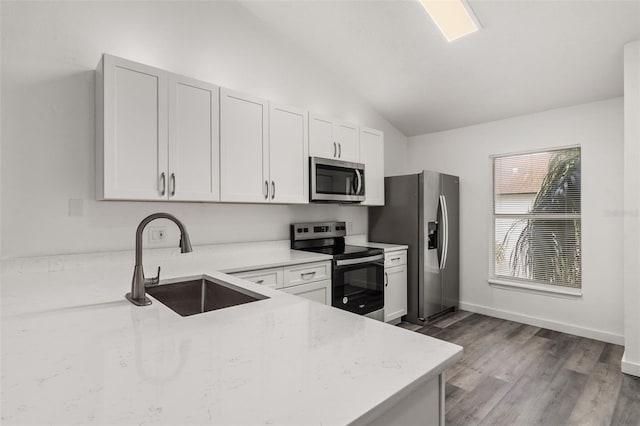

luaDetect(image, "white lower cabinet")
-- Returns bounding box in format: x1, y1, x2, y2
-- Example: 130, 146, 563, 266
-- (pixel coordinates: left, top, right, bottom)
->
384, 250, 408, 323
230, 260, 331, 305
282, 279, 331, 305
231, 267, 284, 289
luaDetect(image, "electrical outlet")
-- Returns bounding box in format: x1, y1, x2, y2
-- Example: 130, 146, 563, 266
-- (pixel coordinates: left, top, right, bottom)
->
148, 226, 166, 244
346, 221, 354, 233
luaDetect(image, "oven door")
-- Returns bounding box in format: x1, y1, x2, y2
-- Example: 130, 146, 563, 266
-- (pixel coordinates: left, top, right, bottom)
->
332, 254, 384, 315
310, 157, 365, 202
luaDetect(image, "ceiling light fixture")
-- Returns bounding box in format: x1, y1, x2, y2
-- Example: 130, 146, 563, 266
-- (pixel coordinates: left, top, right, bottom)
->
419, 0, 481, 42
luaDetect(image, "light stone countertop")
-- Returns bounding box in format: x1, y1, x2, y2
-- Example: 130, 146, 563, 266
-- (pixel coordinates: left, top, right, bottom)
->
346, 235, 409, 252
1, 240, 461, 425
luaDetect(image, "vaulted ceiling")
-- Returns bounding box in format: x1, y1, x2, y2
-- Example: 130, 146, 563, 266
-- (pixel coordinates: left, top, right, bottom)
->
241, 0, 640, 136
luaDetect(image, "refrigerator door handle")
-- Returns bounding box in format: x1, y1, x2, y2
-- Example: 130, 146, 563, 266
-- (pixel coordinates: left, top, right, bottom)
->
439, 194, 449, 270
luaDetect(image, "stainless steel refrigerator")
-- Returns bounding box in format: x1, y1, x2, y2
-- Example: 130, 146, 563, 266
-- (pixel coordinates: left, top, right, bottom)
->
368, 171, 459, 324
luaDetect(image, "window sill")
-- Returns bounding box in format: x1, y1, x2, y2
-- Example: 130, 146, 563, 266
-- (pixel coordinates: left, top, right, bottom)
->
488, 278, 582, 298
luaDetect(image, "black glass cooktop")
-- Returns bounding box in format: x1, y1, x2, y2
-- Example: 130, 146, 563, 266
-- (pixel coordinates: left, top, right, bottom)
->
299, 245, 383, 260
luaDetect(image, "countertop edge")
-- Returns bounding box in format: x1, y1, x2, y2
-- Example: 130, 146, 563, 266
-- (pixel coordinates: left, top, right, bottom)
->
218, 254, 332, 274
348, 346, 463, 425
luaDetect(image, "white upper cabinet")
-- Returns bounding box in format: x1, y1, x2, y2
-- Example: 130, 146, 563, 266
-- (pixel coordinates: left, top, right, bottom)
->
220, 88, 269, 203
308, 113, 360, 163
309, 113, 335, 159
97, 55, 168, 200
335, 121, 360, 163
97, 54, 220, 202
360, 127, 385, 206
97, 54, 382, 206
269, 103, 309, 204
168, 75, 220, 202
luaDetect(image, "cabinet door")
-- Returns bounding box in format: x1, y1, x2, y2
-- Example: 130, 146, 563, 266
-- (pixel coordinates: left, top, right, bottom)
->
220, 88, 269, 202
269, 103, 309, 204
231, 267, 284, 289
385, 264, 407, 322
99, 54, 168, 200
282, 279, 331, 305
309, 113, 336, 159
168, 75, 220, 202
335, 121, 359, 162
360, 127, 385, 206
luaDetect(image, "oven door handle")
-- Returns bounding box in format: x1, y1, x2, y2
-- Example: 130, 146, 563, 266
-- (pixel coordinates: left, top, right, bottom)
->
334, 254, 384, 267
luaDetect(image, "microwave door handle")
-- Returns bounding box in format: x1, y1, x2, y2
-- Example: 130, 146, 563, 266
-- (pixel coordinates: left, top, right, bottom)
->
355, 169, 362, 195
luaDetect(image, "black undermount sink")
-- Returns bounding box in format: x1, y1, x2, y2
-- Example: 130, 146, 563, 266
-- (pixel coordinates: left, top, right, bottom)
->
146, 277, 268, 316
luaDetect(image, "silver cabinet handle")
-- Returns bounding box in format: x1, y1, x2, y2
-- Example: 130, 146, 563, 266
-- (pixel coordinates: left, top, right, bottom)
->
384, 272, 389, 287
391, 257, 401, 262
264, 180, 269, 199
255, 279, 264, 284
170, 173, 176, 196
271, 181, 275, 200
338, 143, 342, 158
300, 271, 316, 279
333, 142, 337, 158
159, 172, 166, 196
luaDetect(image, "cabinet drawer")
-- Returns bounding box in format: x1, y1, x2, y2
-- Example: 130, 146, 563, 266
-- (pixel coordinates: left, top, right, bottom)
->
283, 261, 331, 287
384, 250, 407, 267
231, 267, 284, 289
282, 279, 331, 305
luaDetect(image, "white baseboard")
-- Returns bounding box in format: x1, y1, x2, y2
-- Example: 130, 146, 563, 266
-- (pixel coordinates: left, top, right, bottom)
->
459, 301, 625, 345
622, 352, 640, 377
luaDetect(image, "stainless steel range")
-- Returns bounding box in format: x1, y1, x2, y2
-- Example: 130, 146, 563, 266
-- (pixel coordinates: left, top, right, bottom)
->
290, 221, 385, 321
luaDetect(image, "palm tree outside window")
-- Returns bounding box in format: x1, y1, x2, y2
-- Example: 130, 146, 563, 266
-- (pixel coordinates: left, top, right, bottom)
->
492, 147, 581, 288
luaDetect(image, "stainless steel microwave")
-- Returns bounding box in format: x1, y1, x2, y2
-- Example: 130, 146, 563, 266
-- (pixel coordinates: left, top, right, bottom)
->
310, 157, 365, 203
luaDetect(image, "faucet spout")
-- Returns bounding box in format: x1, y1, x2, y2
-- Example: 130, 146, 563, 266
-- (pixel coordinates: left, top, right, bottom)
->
126, 213, 193, 306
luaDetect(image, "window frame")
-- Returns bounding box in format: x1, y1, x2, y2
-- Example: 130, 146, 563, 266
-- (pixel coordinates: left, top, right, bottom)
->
488, 145, 582, 298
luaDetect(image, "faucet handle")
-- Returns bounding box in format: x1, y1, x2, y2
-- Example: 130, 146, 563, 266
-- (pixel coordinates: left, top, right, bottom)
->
145, 266, 161, 286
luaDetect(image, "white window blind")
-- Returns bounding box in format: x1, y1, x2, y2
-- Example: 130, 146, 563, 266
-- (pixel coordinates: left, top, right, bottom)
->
492, 147, 581, 288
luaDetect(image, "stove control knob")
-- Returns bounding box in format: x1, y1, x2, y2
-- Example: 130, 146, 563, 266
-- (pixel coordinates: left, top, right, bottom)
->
342, 297, 348, 304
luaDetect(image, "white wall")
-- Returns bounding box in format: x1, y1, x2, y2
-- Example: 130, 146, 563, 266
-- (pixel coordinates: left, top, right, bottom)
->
0, 1, 408, 259
407, 98, 625, 343
623, 40, 640, 376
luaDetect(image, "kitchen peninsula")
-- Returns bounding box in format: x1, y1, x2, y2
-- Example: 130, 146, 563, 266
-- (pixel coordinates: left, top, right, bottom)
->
1, 241, 462, 425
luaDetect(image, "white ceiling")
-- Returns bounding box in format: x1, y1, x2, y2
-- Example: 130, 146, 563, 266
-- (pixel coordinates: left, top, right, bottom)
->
240, 0, 640, 137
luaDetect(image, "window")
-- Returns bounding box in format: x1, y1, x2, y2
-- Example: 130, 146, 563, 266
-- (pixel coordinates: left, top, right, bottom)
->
492, 147, 581, 289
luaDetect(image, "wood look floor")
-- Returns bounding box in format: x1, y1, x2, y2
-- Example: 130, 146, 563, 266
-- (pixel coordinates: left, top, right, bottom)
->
399, 312, 640, 426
